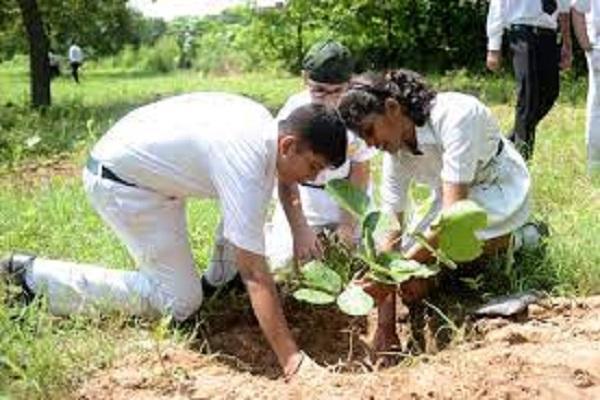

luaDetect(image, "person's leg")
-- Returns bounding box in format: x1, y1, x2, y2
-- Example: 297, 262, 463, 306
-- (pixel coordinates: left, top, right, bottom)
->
203, 220, 240, 284
71, 62, 79, 83
534, 33, 560, 128
509, 30, 540, 159
586, 52, 600, 175
14, 169, 203, 321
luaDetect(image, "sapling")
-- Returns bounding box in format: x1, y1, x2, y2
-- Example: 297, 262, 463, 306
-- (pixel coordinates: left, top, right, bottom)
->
292, 179, 488, 316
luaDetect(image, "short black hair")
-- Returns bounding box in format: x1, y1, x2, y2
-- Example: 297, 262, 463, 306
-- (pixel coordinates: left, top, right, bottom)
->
279, 104, 347, 168
338, 69, 437, 135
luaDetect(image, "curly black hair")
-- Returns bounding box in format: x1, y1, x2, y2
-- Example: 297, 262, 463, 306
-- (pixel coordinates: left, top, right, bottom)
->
338, 69, 437, 135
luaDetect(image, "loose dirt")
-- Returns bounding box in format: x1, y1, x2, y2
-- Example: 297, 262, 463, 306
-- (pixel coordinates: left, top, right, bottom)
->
77, 296, 600, 400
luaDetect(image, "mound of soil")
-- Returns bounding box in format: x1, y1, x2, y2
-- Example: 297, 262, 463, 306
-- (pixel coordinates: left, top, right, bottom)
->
77, 296, 600, 400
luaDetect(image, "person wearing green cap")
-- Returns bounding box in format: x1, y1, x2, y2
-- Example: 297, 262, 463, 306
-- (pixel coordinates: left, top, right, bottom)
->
266, 40, 376, 270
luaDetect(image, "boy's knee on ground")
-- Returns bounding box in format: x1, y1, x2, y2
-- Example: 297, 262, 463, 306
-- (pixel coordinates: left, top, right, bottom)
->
168, 281, 204, 321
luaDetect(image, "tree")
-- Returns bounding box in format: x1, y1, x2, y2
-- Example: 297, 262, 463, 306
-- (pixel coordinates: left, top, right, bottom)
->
17, 0, 50, 107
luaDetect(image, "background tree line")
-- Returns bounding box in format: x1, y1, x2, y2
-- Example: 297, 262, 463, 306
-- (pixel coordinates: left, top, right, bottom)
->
2, 0, 585, 107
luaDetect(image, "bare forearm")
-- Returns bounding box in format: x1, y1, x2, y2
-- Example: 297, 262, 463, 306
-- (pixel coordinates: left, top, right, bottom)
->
377, 293, 396, 326
237, 251, 299, 371
560, 13, 572, 48
572, 10, 592, 51
245, 273, 298, 365
278, 182, 308, 231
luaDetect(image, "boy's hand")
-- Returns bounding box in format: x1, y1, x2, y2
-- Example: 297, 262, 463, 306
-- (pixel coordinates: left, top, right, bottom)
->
284, 352, 326, 383
292, 225, 322, 266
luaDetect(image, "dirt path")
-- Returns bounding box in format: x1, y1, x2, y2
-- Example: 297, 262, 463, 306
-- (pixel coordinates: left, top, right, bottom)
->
0, 154, 82, 189
77, 296, 600, 400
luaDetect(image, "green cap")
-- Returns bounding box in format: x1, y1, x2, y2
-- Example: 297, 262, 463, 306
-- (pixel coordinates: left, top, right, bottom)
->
302, 40, 354, 84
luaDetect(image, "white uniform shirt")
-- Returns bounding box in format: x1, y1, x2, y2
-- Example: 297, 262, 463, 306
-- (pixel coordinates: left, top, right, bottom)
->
92, 92, 277, 255
487, 0, 571, 50
381, 92, 530, 241
572, 0, 600, 41
68, 44, 83, 63
276, 90, 375, 226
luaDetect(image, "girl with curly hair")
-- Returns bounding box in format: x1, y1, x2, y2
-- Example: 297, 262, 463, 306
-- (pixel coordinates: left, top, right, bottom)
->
339, 69, 537, 353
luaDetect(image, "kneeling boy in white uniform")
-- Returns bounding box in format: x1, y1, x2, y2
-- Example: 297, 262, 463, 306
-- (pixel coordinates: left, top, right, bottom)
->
1, 92, 347, 379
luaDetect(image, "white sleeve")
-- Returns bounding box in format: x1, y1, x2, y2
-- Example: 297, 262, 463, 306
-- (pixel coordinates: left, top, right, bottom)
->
380, 153, 412, 214
558, 0, 572, 12
572, 0, 591, 13
210, 148, 269, 255
439, 108, 483, 184
487, 0, 505, 51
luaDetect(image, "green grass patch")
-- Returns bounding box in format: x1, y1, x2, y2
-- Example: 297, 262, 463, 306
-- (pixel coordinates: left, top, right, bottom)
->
0, 66, 598, 398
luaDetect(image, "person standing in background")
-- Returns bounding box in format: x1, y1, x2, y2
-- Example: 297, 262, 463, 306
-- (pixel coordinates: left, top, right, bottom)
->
486, 0, 573, 160
572, 0, 600, 176
68, 42, 84, 83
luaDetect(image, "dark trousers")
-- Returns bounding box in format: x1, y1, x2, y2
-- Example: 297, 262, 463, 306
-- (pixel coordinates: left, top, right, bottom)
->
70, 62, 81, 83
508, 27, 560, 159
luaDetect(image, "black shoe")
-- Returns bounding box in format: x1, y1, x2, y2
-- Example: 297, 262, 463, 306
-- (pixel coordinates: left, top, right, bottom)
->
1, 252, 36, 302
201, 273, 245, 298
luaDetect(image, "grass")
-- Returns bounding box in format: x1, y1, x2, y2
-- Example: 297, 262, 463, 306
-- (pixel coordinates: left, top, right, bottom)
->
0, 63, 598, 398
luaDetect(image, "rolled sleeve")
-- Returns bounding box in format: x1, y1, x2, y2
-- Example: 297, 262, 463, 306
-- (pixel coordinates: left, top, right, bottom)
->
486, 0, 505, 51
381, 153, 411, 214
210, 147, 270, 255
215, 179, 268, 255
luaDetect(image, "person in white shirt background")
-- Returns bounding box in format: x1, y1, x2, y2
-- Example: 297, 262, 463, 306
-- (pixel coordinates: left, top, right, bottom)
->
486, 0, 573, 160
267, 40, 375, 270
338, 69, 539, 353
0, 92, 347, 380
68, 42, 84, 83
572, 0, 600, 176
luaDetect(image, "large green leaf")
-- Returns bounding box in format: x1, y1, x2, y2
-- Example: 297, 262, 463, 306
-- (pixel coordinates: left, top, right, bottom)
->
361, 211, 381, 260
325, 179, 370, 219
336, 285, 374, 316
293, 288, 336, 305
375, 251, 405, 267
387, 259, 439, 283
366, 253, 439, 284
301, 260, 342, 294
432, 200, 488, 262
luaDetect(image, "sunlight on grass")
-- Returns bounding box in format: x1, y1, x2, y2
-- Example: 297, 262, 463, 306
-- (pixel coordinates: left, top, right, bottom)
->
0, 66, 598, 398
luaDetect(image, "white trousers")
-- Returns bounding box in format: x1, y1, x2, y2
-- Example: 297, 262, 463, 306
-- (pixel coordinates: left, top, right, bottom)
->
586, 50, 600, 174
25, 168, 236, 321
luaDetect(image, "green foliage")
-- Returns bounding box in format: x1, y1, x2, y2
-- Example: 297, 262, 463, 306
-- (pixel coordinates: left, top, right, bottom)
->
0, 70, 597, 399
336, 285, 374, 316
293, 288, 336, 305
140, 36, 179, 73
299, 260, 343, 294
325, 178, 371, 219
0, 294, 118, 399
432, 200, 488, 262
295, 179, 487, 314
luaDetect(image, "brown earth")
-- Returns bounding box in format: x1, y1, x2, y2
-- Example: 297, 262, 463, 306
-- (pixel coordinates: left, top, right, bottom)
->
0, 154, 82, 189
77, 296, 600, 400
